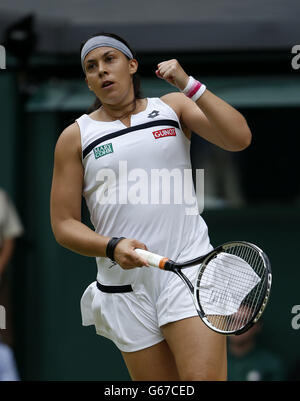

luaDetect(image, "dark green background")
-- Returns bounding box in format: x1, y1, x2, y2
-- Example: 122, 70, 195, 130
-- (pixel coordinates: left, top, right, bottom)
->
1, 51, 300, 380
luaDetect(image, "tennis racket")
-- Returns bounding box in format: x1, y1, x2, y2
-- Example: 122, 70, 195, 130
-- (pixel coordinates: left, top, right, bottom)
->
135, 241, 272, 335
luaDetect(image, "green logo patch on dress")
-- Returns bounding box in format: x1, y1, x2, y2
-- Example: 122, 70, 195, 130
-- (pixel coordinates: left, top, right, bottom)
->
93, 143, 114, 159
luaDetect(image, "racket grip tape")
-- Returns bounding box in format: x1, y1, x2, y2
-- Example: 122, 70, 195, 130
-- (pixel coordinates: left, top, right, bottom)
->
135, 248, 169, 269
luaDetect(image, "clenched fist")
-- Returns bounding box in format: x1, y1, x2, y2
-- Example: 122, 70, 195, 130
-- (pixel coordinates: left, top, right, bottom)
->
155, 59, 189, 91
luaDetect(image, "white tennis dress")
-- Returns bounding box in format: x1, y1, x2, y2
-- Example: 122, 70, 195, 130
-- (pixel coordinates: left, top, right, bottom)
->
77, 97, 213, 352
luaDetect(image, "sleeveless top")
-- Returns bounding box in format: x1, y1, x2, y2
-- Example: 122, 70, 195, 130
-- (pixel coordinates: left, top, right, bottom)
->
76, 97, 212, 287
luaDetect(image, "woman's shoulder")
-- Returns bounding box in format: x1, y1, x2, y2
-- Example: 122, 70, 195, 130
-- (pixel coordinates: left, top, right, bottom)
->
159, 92, 186, 113
55, 122, 82, 158
160, 91, 186, 102
60, 122, 81, 141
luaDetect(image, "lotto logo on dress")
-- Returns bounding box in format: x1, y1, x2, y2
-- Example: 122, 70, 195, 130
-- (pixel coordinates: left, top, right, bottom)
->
153, 128, 176, 139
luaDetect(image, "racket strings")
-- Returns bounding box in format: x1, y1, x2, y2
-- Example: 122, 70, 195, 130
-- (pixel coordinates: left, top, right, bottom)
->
195, 244, 267, 333
199, 259, 264, 300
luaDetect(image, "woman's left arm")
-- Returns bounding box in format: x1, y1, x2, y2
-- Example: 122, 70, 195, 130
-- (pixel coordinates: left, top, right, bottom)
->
157, 59, 252, 151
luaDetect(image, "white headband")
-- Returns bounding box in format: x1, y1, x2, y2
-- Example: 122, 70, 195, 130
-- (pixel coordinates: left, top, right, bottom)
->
81, 35, 134, 71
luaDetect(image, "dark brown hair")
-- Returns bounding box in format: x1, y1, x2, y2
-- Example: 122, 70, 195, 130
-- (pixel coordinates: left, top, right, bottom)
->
80, 32, 143, 113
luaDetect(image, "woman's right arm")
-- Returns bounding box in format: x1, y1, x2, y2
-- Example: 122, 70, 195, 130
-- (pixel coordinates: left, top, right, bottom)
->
50, 123, 111, 256
50, 123, 148, 267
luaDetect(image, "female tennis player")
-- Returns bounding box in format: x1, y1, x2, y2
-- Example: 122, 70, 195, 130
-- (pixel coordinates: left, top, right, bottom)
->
50, 32, 252, 381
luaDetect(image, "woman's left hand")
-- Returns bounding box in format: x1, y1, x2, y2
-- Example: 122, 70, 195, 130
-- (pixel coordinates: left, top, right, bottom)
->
155, 59, 189, 91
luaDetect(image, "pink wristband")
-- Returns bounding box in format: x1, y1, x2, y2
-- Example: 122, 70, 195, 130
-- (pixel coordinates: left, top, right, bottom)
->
182, 76, 206, 102
186, 80, 202, 98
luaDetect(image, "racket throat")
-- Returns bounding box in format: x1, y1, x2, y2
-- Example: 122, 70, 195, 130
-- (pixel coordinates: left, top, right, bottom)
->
174, 268, 194, 296
175, 269, 204, 318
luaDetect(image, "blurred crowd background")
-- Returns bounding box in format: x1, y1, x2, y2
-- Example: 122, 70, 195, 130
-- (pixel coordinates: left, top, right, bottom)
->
0, 0, 300, 381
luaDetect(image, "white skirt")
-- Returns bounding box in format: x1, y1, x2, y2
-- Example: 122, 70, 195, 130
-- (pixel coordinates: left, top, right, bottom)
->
80, 264, 202, 352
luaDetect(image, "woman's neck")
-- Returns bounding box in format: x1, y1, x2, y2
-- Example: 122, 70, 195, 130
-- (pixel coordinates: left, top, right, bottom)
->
101, 97, 138, 121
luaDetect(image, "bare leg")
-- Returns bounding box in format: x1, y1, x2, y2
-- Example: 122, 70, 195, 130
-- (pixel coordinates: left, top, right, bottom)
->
161, 317, 227, 381
121, 340, 180, 381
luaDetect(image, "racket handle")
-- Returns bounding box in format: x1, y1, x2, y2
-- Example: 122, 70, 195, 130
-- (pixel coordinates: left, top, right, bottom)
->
135, 248, 169, 269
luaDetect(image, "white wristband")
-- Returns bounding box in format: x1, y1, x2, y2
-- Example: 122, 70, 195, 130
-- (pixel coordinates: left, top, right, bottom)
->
181, 76, 206, 101
191, 83, 206, 101
182, 76, 195, 95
